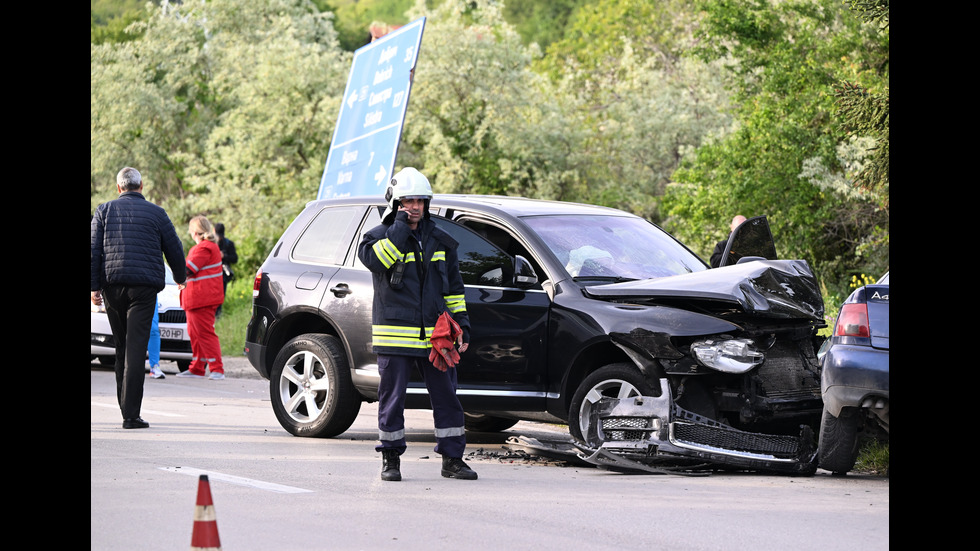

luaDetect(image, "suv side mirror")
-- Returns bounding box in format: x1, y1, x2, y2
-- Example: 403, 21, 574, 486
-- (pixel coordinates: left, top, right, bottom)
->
513, 255, 538, 288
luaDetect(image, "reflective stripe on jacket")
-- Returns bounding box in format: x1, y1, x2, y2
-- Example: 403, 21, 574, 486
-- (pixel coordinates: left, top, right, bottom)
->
181, 240, 224, 309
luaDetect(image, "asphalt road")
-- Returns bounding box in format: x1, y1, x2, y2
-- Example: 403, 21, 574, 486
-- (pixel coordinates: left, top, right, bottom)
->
91, 358, 889, 551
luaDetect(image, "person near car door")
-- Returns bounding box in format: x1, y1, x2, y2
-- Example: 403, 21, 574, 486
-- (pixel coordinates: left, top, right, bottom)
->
176, 215, 225, 380
709, 215, 747, 268
356, 167, 476, 481
214, 222, 237, 318
91, 167, 186, 429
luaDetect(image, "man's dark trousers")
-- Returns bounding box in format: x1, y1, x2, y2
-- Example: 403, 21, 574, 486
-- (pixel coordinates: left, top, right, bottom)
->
103, 285, 157, 419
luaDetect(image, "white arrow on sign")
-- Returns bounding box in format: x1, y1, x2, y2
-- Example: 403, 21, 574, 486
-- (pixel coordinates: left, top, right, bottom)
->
374, 164, 387, 187
346, 91, 357, 109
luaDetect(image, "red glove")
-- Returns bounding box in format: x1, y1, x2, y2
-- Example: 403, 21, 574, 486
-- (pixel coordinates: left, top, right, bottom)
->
429, 342, 459, 372
429, 312, 462, 372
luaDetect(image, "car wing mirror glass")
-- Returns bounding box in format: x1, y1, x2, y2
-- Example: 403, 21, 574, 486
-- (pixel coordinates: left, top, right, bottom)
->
513, 255, 538, 288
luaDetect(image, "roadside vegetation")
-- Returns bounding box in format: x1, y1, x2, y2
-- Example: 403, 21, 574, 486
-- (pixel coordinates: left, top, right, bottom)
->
93, 0, 888, 475
855, 439, 889, 476
215, 276, 252, 358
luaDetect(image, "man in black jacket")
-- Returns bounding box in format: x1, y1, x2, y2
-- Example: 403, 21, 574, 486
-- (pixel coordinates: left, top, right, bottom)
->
91, 167, 187, 429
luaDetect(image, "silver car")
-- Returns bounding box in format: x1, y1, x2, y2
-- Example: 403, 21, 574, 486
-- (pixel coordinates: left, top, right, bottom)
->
90, 264, 192, 372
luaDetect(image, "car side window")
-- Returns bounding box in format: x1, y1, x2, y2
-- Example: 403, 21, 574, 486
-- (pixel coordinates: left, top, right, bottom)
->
292, 206, 365, 265
458, 219, 548, 284
350, 206, 384, 268
432, 217, 516, 287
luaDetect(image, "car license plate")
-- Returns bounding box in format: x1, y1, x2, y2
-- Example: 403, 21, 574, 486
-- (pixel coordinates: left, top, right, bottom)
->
160, 328, 183, 340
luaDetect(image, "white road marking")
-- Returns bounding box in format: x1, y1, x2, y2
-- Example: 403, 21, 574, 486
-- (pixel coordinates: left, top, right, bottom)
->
160, 466, 315, 494
91, 402, 184, 417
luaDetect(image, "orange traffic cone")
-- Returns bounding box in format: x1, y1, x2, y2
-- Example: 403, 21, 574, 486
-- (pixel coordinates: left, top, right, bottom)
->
190, 475, 222, 550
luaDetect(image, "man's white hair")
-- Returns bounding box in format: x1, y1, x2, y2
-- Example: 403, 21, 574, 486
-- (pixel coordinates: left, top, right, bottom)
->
116, 167, 141, 190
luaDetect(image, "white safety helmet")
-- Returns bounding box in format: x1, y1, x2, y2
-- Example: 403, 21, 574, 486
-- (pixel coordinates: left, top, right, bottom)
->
382, 167, 433, 223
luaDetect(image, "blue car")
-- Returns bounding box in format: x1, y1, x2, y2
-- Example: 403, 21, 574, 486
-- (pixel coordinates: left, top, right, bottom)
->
817, 271, 889, 475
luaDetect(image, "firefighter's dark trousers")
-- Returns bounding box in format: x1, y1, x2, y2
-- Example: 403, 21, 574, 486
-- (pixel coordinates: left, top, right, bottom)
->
376, 354, 466, 458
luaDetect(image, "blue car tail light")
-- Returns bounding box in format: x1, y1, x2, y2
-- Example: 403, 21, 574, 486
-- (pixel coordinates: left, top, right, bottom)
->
835, 303, 869, 337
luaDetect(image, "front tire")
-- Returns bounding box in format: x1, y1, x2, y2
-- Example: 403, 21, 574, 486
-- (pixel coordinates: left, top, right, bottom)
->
817, 406, 861, 475
568, 363, 658, 444
270, 334, 361, 438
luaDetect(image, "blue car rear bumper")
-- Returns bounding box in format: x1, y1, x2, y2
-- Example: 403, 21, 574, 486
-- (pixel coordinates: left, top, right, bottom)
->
820, 344, 889, 418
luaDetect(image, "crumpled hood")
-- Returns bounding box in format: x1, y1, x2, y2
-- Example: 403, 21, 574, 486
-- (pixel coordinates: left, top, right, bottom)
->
583, 259, 824, 320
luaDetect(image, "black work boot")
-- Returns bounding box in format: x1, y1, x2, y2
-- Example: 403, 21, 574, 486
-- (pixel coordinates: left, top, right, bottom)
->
441, 456, 478, 480
381, 449, 402, 481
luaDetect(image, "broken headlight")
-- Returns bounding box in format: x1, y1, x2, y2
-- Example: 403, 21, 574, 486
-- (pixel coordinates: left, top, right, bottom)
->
691, 338, 763, 373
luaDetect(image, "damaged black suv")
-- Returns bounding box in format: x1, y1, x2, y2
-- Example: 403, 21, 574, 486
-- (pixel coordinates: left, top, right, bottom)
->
246, 195, 826, 474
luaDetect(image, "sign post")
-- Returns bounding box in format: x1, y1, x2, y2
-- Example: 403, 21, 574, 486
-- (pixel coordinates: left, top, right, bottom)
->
316, 17, 426, 200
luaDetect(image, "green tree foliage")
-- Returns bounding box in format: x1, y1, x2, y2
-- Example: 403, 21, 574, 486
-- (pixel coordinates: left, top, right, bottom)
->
662, 0, 889, 296
397, 0, 730, 219
834, 82, 888, 208
309, 0, 586, 53
538, 0, 700, 84
91, 10, 211, 206
92, 0, 887, 301
835, 0, 888, 209
538, 0, 733, 218
398, 0, 585, 199
564, 42, 732, 219
90, 0, 735, 277
312, 0, 415, 51
502, 0, 586, 51
91, 0, 149, 44
92, 0, 351, 272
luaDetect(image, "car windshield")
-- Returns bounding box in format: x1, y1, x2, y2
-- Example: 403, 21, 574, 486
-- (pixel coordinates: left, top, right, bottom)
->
165, 264, 176, 285
523, 214, 707, 281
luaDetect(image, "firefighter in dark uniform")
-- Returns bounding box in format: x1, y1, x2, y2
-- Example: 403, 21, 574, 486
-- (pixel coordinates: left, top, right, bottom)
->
357, 167, 477, 481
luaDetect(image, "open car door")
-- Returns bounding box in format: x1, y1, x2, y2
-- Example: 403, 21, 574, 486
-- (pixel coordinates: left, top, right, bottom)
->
717, 215, 778, 267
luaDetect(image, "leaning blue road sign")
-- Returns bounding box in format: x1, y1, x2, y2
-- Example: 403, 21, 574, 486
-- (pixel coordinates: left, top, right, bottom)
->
316, 17, 426, 200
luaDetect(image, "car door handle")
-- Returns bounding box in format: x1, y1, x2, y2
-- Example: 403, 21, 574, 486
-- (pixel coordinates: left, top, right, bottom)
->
329, 283, 352, 297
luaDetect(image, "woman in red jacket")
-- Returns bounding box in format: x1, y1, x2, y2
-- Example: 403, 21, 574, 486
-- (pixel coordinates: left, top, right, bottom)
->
176, 215, 225, 379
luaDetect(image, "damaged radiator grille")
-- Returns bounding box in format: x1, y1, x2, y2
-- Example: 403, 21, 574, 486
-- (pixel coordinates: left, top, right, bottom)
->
602, 416, 655, 441
755, 339, 821, 400
672, 422, 799, 458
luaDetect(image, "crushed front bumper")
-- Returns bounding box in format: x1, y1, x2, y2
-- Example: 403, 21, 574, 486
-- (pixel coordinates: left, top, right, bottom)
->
578, 378, 817, 475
